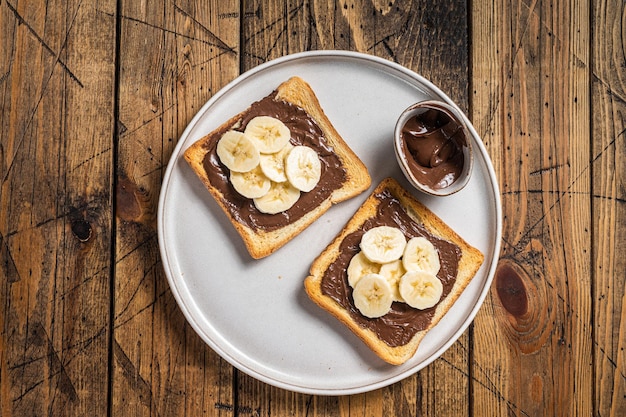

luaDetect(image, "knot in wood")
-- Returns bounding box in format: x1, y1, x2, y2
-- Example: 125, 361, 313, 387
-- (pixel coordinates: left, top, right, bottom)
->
71, 219, 92, 242
495, 262, 528, 318
116, 176, 151, 223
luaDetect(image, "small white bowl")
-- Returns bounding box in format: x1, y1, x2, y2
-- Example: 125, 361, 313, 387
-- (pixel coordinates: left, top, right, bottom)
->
394, 100, 475, 196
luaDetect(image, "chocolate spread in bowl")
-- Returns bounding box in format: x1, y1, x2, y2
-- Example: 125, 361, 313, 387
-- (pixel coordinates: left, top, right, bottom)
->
400, 103, 467, 190
201, 91, 347, 231
320, 189, 462, 347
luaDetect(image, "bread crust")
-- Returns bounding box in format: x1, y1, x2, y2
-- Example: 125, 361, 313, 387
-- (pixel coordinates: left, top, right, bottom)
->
304, 178, 484, 365
183, 76, 371, 259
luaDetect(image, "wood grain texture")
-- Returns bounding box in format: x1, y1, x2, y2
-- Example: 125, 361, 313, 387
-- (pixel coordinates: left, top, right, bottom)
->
0, 0, 116, 416
112, 1, 238, 416
592, 1, 626, 415
471, 0, 593, 415
2, 1, 624, 416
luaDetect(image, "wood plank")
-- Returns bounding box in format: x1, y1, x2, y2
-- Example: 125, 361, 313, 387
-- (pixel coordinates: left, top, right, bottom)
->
236, 1, 469, 415
471, 0, 593, 415
468, 1, 510, 413
0, 0, 115, 416
592, 0, 626, 414
112, 1, 238, 415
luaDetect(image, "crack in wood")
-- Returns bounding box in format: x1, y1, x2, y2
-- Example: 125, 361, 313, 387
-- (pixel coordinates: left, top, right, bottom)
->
186, 48, 235, 71
593, 194, 626, 204
592, 125, 625, 165
117, 103, 175, 140
214, 402, 261, 416
113, 288, 170, 331
529, 163, 568, 176
501, 189, 625, 205
438, 355, 533, 417
112, 340, 153, 408
4, 193, 107, 242
1, 0, 85, 185
0, 231, 20, 282
514, 123, 624, 246
172, 3, 236, 53
11, 322, 79, 405
11, 376, 44, 406
138, 163, 167, 180
118, 13, 236, 53
114, 257, 161, 324
115, 232, 157, 265
69, 146, 112, 174
242, 2, 303, 63
475, 0, 592, 147
5, 0, 84, 88
48, 265, 110, 306
0, 69, 10, 84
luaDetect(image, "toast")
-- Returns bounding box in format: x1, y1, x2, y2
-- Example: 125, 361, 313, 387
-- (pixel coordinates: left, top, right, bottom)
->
304, 178, 484, 365
184, 76, 371, 259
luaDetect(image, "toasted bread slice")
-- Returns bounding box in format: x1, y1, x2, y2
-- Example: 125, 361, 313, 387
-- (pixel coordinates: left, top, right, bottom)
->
184, 76, 371, 259
304, 178, 484, 365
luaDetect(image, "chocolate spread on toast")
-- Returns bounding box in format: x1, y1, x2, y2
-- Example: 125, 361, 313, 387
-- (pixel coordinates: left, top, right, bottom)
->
320, 189, 462, 347
202, 92, 347, 231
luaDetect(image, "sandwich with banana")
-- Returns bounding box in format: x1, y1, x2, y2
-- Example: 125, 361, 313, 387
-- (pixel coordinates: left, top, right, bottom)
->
184, 76, 371, 259
304, 178, 484, 365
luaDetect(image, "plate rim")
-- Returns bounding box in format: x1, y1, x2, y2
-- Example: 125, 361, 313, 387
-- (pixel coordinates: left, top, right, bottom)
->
157, 50, 502, 395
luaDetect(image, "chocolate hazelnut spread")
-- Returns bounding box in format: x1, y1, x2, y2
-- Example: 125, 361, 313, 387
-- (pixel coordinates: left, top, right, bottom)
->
201, 92, 347, 231
320, 189, 461, 347
400, 104, 467, 190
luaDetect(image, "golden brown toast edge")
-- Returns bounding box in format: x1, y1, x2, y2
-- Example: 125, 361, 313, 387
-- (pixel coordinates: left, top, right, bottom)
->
304, 177, 484, 365
183, 76, 371, 259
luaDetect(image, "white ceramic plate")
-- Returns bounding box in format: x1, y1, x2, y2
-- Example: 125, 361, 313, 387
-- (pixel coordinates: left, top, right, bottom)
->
158, 51, 502, 395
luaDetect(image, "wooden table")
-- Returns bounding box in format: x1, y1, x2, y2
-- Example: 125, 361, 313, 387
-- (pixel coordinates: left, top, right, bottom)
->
2, 1, 624, 415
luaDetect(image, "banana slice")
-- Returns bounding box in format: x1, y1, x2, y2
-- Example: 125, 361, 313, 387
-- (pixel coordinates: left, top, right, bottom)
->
347, 251, 381, 288
360, 226, 407, 264
379, 259, 406, 302
253, 181, 300, 214
284, 146, 322, 192
244, 116, 291, 154
259, 143, 294, 183
402, 237, 441, 275
216, 130, 260, 172
399, 271, 443, 310
352, 273, 394, 318
229, 165, 271, 199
